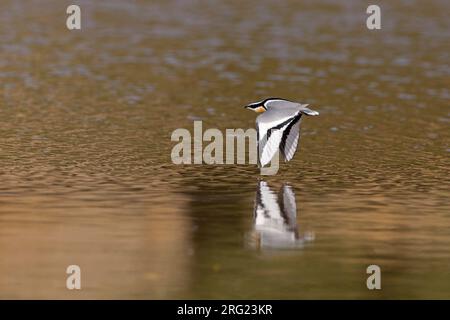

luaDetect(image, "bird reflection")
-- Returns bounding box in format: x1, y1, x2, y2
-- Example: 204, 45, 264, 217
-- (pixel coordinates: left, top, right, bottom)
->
247, 181, 315, 250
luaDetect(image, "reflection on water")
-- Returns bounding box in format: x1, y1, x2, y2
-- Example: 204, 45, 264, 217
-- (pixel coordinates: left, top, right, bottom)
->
248, 181, 314, 250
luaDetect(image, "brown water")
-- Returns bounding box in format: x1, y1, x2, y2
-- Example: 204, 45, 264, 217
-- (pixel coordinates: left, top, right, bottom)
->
0, 0, 449, 299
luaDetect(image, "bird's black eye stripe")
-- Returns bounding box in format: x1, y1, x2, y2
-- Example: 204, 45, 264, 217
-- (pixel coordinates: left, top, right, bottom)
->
248, 102, 262, 109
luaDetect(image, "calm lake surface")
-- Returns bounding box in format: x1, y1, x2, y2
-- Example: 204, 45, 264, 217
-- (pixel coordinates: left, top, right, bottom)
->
0, 0, 449, 299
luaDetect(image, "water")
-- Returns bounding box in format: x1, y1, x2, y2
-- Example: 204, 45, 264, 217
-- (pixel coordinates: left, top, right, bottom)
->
0, 0, 449, 299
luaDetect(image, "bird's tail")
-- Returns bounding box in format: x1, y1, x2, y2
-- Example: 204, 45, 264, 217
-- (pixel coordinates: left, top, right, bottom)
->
300, 104, 319, 116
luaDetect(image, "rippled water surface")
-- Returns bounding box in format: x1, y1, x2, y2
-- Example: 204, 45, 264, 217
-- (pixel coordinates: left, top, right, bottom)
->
0, 0, 449, 298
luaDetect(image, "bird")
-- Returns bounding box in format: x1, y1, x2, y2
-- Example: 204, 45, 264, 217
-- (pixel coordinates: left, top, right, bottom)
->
244, 98, 319, 167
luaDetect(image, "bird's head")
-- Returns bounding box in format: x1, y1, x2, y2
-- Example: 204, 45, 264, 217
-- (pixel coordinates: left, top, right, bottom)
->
244, 100, 267, 113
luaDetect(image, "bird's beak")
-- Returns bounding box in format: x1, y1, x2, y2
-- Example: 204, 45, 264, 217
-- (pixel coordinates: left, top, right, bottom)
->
244, 105, 265, 113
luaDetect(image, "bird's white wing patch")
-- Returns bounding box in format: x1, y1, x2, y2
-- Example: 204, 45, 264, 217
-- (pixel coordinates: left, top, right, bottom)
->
260, 127, 285, 167
257, 116, 298, 167
256, 106, 302, 167
280, 117, 301, 161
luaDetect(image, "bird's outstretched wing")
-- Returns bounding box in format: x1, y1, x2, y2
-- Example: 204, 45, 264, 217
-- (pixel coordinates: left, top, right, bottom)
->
279, 116, 302, 162
256, 109, 301, 167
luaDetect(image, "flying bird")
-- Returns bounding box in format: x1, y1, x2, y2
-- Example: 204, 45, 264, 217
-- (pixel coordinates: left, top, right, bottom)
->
245, 98, 319, 167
